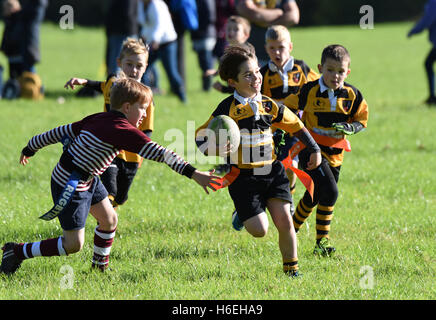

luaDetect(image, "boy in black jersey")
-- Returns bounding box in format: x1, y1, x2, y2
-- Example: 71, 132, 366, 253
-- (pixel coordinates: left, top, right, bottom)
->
283, 44, 369, 256
196, 44, 321, 276
261, 25, 318, 195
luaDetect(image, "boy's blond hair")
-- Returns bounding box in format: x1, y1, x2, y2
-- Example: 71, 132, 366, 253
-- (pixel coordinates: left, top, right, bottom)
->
110, 78, 153, 110
227, 15, 251, 36
119, 38, 149, 62
265, 25, 291, 43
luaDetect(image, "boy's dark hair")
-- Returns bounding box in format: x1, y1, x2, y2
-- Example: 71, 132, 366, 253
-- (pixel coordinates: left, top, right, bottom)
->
110, 78, 152, 110
321, 44, 350, 65
219, 43, 257, 82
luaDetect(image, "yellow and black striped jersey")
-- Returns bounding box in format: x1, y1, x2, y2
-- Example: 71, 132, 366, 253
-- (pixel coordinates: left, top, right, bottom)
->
90, 74, 155, 163
283, 79, 369, 167
196, 94, 304, 169
260, 59, 319, 102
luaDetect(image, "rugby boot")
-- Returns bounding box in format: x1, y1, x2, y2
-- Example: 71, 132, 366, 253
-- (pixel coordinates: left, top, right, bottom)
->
313, 237, 336, 257
232, 210, 244, 231
0, 243, 23, 275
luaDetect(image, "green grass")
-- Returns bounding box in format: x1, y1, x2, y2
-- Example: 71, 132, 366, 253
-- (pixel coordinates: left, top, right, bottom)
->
0, 21, 435, 300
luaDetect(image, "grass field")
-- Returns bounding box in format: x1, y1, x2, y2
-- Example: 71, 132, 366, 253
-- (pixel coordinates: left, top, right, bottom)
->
0, 20, 435, 302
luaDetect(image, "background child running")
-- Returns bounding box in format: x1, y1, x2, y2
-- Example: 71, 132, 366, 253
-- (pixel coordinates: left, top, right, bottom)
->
0, 78, 219, 275
64, 38, 154, 210
196, 44, 321, 276
283, 44, 369, 256
261, 25, 319, 195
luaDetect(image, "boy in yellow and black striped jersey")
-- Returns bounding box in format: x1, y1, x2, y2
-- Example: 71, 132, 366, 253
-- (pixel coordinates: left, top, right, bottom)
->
283, 44, 369, 256
261, 25, 318, 195
64, 38, 155, 209
196, 44, 322, 276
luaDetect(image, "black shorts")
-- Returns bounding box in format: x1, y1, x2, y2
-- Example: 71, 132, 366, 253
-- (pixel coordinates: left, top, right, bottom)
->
100, 157, 139, 205
51, 177, 108, 231
228, 160, 293, 223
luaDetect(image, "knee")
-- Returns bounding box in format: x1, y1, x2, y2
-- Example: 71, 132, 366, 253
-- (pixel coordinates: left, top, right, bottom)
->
275, 214, 294, 233
106, 211, 118, 230
63, 237, 84, 254
248, 225, 268, 238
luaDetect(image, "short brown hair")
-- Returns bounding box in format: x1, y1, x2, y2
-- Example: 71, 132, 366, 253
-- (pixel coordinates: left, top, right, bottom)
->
119, 38, 149, 62
321, 44, 350, 66
110, 78, 153, 110
226, 15, 251, 35
218, 43, 257, 82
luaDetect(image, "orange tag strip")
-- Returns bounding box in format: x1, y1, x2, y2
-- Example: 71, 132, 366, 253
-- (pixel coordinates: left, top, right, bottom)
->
212, 166, 240, 191
282, 141, 314, 200
308, 130, 351, 152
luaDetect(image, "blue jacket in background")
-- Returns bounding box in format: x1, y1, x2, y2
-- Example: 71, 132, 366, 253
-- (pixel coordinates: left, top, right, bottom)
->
409, 0, 436, 47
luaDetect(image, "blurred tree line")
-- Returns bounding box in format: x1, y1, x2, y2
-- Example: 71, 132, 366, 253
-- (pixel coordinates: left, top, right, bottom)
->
34, 0, 429, 27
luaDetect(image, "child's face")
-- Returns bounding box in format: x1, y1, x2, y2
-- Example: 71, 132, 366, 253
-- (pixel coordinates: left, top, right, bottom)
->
118, 53, 148, 81
318, 58, 350, 90
123, 100, 148, 128
225, 21, 249, 45
265, 39, 292, 69
228, 58, 262, 98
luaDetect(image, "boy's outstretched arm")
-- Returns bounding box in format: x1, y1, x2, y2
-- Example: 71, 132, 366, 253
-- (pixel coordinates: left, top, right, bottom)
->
19, 153, 30, 166
191, 170, 222, 194
64, 77, 88, 90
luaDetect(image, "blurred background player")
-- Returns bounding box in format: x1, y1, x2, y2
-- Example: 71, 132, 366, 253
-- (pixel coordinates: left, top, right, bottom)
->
212, 15, 251, 94
283, 44, 369, 256
64, 38, 155, 211
261, 25, 319, 195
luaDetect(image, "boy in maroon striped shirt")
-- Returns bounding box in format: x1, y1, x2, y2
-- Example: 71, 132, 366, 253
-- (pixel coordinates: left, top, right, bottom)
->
0, 78, 220, 274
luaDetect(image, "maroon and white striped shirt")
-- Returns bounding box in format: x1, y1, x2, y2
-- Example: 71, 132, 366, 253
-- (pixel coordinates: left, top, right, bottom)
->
24, 111, 195, 191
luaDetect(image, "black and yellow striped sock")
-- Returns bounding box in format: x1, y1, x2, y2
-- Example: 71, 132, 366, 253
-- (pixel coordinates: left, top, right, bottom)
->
315, 204, 334, 240
283, 257, 299, 275
292, 199, 314, 233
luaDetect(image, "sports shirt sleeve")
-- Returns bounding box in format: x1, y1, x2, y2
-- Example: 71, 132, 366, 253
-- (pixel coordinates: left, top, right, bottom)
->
271, 102, 304, 134
22, 120, 83, 157
116, 126, 196, 178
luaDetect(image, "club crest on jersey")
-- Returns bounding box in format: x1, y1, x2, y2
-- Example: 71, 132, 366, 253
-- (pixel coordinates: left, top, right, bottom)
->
342, 100, 352, 112
292, 72, 301, 83
263, 100, 273, 113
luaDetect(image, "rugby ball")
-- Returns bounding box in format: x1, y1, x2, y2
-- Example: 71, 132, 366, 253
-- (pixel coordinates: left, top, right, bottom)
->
207, 115, 240, 154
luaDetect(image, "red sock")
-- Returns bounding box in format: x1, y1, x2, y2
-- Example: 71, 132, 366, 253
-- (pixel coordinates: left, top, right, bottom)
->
92, 227, 116, 271
14, 237, 67, 260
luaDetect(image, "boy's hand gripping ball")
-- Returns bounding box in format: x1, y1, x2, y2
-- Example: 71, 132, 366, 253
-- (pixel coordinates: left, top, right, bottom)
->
207, 115, 240, 156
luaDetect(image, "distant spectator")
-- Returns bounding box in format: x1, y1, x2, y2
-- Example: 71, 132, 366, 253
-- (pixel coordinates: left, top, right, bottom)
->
140, 0, 186, 102
164, 0, 199, 85
190, 0, 216, 91
1, 0, 23, 79
236, 0, 299, 66
408, 0, 436, 106
19, 0, 48, 73
213, 0, 237, 60
105, 0, 139, 76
